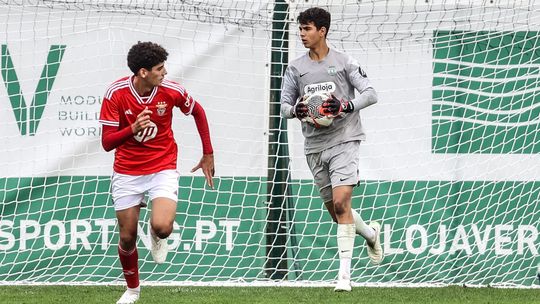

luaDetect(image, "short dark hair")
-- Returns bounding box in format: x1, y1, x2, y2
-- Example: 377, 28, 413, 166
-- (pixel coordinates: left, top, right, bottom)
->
297, 7, 331, 36
127, 41, 169, 75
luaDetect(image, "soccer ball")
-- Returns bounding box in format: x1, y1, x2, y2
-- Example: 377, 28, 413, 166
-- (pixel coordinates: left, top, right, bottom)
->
301, 92, 334, 127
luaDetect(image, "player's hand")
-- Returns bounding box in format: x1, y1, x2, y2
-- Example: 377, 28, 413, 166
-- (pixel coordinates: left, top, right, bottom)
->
321, 95, 354, 116
292, 98, 308, 120
131, 107, 153, 133
191, 153, 215, 189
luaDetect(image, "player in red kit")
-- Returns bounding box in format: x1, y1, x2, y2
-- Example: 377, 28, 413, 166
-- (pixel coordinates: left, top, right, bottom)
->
99, 41, 215, 304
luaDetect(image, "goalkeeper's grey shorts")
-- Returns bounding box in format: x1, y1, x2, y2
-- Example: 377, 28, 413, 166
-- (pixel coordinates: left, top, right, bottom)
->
305, 140, 360, 203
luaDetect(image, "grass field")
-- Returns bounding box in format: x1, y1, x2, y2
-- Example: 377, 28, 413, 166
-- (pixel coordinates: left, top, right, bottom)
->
0, 286, 538, 304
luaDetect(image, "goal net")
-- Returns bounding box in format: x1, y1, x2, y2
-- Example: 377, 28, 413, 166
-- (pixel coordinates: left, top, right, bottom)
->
0, 0, 538, 287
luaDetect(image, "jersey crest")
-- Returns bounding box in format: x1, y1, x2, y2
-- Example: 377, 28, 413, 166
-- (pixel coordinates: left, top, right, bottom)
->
156, 101, 167, 116
327, 66, 337, 76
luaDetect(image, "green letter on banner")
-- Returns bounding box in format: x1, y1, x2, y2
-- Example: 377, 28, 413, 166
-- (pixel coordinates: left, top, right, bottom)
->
1, 45, 66, 136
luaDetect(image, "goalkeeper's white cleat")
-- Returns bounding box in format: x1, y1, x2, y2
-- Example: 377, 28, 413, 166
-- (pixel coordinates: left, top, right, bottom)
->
150, 222, 168, 264
334, 278, 352, 292
367, 221, 384, 265
116, 288, 140, 304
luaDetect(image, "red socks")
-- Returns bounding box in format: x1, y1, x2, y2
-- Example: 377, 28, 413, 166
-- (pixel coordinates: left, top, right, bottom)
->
118, 244, 139, 288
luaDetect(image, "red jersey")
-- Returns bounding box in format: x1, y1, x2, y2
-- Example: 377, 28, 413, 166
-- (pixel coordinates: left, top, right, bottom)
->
99, 76, 195, 175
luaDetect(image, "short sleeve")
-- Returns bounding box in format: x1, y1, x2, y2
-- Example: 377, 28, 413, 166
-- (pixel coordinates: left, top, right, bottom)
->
162, 80, 196, 115
99, 97, 119, 127
176, 89, 196, 115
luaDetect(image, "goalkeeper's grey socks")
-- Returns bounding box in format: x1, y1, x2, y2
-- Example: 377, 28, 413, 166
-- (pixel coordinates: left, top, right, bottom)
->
351, 209, 375, 241
337, 224, 355, 280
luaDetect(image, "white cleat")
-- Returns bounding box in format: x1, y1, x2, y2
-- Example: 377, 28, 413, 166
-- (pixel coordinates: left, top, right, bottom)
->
334, 279, 352, 292
149, 221, 168, 264
367, 221, 384, 265
116, 289, 140, 304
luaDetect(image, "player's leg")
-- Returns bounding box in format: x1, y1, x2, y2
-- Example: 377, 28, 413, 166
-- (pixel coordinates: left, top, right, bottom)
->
324, 198, 374, 241
350, 207, 382, 265
321, 141, 370, 230
329, 141, 383, 265
366, 220, 383, 265
306, 151, 332, 220
111, 172, 147, 304
323, 200, 338, 222
149, 197, 176, 263
352, 210, 383, 265
147, 169, 179, 264
150, 197, 176, 238
115, 203, 143, 304
331, 185, 355, 292
306, 152, 353, 291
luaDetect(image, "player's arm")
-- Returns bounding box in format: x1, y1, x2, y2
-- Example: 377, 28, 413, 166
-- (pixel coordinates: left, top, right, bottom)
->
280, 67, 308, 120
101, 107, 152, 151
189, 101, 215, 189
347, 60, 378, 111
322, 60, 378, 116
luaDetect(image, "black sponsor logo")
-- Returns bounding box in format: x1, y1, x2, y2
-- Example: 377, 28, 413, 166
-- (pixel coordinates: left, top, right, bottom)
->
358, 67, 367, 77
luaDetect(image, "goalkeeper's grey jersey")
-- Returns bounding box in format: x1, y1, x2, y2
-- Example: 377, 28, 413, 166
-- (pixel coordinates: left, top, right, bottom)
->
280, 48, 374, 154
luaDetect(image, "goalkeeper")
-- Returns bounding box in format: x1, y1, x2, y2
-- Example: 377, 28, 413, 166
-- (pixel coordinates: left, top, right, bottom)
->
280, 7, 382, 292
99, 41, 215, 304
